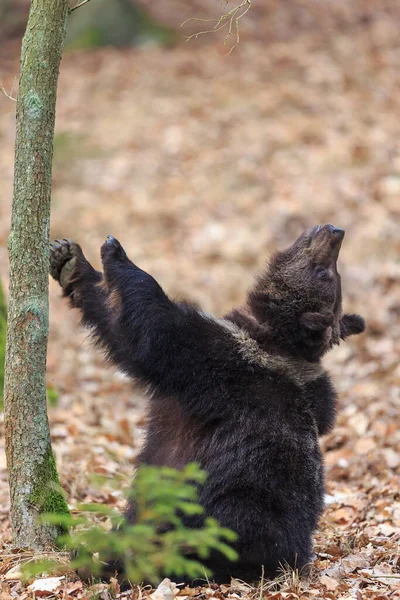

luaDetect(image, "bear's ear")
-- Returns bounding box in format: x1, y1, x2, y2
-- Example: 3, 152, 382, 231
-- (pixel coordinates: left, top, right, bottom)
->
300, 311, 333, 332
340, 313, 365, 339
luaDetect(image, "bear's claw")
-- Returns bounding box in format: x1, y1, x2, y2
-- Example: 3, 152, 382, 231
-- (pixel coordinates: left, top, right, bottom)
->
105, 235, 122, 250
101, 235, 128, 263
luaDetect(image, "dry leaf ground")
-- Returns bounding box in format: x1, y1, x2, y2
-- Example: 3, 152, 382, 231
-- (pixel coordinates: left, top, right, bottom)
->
0, 1, 399, 598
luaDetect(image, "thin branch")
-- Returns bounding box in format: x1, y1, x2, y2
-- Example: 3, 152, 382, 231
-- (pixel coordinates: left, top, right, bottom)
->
182, 0, 251, 53
0, 83, 17, 102
225, 0, 251, 54
368, 575, 400, 579
10, 77, 17, 100
69, 0, 92, 13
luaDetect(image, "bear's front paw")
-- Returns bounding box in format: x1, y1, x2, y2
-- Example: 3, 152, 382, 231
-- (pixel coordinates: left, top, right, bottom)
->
101, 235, 129, 264
49, 239, 82, 288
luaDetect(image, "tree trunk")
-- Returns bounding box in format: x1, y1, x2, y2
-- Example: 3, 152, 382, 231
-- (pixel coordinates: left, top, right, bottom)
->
4, 0, 70, 550
0, 280, 6, 409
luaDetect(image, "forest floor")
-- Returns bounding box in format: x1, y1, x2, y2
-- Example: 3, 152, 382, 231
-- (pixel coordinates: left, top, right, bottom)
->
0, 1, 399, 598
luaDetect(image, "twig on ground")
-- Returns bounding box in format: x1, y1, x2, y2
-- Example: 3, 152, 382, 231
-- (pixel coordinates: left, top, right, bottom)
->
368, 575, 400, 579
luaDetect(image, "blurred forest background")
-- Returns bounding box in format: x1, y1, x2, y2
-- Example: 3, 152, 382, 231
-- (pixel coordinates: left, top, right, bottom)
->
0, 1, 399, 598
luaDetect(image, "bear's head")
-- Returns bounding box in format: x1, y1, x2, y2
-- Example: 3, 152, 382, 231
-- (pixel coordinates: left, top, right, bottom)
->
247, 224, 365, 361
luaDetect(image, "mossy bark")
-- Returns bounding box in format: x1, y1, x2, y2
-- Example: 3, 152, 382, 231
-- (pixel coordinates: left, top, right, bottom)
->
4, 0, 70, 550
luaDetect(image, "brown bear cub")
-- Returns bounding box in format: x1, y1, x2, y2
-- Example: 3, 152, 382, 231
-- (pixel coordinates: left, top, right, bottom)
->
50, 225, 364, 586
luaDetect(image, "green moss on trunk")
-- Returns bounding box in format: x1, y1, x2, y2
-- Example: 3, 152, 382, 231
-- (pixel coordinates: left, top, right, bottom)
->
28, 445, 69, 537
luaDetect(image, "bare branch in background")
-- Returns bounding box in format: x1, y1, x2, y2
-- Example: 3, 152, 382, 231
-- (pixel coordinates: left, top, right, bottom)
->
69, 0, 92, 13
182, 0, 251, 54
0, 83, 17, 102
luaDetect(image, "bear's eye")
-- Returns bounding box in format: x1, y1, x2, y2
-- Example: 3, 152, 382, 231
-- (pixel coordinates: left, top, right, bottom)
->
314, 267, 331, 280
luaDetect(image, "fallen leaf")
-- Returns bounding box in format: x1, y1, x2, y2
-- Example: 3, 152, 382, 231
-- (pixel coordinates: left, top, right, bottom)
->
354, 438, 377, 454
329, 506, 355, 525
381, 448, 400, 469
27, 576, 65, 596
378, 523, 399, 536
341, 553, 369, 573
151, 578, 180, 600
320, 574, 339, 590
65, 580, 83, 593
3, 565, 23, 581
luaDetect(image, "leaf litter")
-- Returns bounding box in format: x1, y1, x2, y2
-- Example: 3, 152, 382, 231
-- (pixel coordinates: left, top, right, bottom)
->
0, 1, 399, 598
